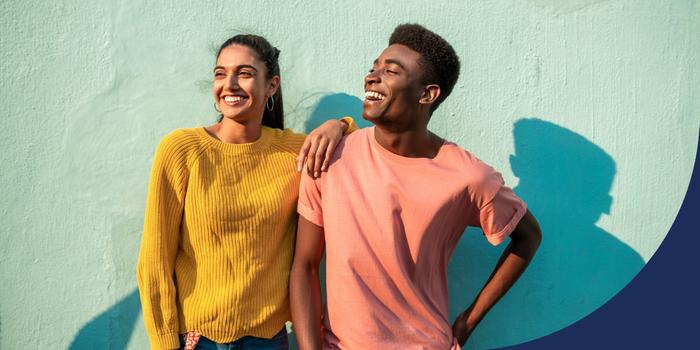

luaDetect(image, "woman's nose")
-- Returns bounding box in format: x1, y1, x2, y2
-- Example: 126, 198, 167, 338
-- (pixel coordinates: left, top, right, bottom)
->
224, 74, 239, 90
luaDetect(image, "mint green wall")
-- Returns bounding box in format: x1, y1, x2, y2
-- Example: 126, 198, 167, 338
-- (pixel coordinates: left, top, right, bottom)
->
1, 1, 698, 349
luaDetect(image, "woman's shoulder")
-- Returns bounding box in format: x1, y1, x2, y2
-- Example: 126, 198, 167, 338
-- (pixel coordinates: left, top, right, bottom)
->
161, 126, 206, 143
267, 126, 306, 141
160, 127, 201, 141
154, 127, 206, 159
267, 127, 306, 154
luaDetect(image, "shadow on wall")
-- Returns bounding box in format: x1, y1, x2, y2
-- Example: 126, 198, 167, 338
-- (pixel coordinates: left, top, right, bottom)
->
303, 93, 370, 133
68, 288, 141, 350
447, 118, 645, 348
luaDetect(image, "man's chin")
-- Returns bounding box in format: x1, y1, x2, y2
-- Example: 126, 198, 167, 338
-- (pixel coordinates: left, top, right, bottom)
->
361, 110, 382, 123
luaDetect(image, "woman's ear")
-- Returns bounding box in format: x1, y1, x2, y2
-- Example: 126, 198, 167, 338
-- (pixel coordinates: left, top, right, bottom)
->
419, 84, 441, 107
268, 75, 280, 97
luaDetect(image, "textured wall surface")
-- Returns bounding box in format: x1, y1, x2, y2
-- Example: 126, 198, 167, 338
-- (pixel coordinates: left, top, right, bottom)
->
1, 1, 698, 349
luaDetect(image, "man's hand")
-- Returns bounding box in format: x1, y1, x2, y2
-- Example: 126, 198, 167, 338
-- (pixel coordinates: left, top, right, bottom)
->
452, 306, 475, 347
296, 119, 348, 178
453, 210, 542, 347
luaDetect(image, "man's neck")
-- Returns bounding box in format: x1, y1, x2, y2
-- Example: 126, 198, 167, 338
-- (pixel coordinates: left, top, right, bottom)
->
373, 124, 443, 159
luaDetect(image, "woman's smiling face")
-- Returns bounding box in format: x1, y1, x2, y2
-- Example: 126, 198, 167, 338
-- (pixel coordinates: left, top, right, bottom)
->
213, 44, 278, 123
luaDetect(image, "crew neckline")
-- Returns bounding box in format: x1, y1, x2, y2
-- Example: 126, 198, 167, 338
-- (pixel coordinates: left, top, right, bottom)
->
368, 126, 448, 165
195, 126, 274, 154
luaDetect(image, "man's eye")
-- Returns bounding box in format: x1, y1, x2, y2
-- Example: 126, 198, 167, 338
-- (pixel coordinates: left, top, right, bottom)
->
368, 68, 375, 73
214, 71, 225, 77
239, 71, 253, 76
386, 70, 397, 74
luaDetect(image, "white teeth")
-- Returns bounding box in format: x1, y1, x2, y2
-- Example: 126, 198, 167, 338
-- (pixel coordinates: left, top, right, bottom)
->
364, 91, 385, 100
224, 95, 244, 103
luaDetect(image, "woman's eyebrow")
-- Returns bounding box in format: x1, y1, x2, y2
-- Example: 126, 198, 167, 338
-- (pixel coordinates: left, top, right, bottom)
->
213, 64, 259, 72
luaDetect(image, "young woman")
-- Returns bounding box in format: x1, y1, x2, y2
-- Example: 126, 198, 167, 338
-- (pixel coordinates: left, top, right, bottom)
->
136, 34, 355, 350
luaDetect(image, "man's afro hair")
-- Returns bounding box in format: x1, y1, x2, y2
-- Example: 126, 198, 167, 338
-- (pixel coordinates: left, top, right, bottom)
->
389, 24, 461, 112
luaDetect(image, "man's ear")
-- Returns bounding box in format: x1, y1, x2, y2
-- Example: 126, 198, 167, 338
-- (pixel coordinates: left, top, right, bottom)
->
419, 84, 441, 107
267, 75, 280, 97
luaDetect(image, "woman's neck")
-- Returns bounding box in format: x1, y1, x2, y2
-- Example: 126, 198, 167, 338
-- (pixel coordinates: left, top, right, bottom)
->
208, 117, 263, 144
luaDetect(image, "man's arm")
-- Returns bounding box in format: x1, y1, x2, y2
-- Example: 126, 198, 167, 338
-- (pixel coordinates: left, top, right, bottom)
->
453, 209, 542, 346
290, 216, 326, 350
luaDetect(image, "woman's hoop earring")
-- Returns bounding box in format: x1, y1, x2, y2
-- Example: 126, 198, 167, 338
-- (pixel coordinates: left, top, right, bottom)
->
214, 103, 221, 113
266, 96, 275, 111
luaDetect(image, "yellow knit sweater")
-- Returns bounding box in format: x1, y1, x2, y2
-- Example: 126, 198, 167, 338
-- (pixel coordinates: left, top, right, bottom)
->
137, 126, 309, 349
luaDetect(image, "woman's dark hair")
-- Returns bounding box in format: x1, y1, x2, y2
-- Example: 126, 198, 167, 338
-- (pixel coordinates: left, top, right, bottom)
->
216, 34, 284, 129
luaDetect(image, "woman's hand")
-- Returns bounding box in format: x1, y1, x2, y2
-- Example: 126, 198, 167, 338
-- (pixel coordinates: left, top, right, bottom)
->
297, 119, 349, 178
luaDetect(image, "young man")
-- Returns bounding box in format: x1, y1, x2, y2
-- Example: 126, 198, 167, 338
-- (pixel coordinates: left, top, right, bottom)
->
290, 24, 542, 350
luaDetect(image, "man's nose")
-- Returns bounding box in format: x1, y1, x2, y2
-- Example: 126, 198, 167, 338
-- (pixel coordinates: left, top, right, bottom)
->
365, 70, 380, 85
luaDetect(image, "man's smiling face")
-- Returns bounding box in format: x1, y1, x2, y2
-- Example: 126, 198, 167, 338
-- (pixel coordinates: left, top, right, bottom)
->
362, 44, 427, 126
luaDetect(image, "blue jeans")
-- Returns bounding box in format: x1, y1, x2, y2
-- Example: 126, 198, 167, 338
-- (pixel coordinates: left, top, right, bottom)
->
179, 328, 288, 350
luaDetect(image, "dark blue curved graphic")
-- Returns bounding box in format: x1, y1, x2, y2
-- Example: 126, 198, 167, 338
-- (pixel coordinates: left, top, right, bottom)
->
501, 128, 699, 349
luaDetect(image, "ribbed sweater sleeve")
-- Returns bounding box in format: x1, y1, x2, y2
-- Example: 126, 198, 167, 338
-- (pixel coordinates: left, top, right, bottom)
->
137, 130, 191, 350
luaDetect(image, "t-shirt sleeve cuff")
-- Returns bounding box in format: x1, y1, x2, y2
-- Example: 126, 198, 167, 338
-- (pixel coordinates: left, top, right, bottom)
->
297, 203, 324, 227
485, 201, 527, 246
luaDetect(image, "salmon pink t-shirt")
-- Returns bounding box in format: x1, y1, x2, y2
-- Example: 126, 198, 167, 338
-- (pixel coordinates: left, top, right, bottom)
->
297, 127, 527, 350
